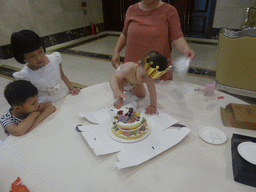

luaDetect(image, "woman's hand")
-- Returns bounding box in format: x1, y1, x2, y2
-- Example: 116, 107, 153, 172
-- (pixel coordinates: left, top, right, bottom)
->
184, 47, 196, 59
111, 33, 126, 68
111, 51, 120, 69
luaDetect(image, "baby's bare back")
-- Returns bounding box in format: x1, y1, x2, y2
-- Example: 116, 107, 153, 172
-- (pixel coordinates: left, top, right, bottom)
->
118, 62, 138, 85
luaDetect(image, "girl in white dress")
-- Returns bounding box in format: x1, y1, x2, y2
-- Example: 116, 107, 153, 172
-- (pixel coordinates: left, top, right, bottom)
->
11, 30, 80, 103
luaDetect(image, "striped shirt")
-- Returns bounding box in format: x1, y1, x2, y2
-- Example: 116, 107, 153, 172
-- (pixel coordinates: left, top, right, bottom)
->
0, 108, 22, 136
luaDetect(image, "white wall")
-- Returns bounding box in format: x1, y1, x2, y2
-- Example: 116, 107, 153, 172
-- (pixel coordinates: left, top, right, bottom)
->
1, 0, 256, 47
213, 0, 256, 29
0, 0, 103, 46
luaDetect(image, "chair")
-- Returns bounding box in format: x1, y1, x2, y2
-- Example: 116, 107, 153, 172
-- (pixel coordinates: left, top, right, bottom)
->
214, 27, 256, 98
241, 7, 256, 29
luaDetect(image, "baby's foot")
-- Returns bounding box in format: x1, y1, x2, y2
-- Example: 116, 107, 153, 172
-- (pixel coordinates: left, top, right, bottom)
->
114, 98, 123, 109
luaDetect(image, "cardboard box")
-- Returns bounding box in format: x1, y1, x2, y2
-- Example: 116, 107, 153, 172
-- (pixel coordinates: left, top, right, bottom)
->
221, 103, 256, 130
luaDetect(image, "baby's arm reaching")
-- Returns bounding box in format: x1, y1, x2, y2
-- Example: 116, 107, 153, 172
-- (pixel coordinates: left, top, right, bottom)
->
59, 63, 80, 95
109, 70, 128, 100
109, 69, 128, 109
29, 102, 56, 131
6, 111, 41, 136
145, 81, 157, 115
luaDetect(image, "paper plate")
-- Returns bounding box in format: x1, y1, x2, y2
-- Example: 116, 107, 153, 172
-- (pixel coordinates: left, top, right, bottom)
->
199, 127, 227, 144
237, 142, 256, 165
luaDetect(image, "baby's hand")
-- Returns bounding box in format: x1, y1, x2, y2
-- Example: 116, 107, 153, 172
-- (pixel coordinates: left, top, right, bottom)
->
145, 105, 157, 115
113, 91, 126, 109
71, 88, 80, 95
114, 91, 127, 100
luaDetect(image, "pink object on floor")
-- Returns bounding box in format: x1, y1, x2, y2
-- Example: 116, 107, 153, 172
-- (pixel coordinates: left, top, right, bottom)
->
204, 82, 216, 96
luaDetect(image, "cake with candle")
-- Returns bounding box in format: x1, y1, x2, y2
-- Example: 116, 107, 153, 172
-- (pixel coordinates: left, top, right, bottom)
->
110, 108, 150, 140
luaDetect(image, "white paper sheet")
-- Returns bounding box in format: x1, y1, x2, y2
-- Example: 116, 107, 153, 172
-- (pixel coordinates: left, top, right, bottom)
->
78, 106, 190, 169
115, 127, 190, 169
78, 108, 112, 125
79, 125, 123, 155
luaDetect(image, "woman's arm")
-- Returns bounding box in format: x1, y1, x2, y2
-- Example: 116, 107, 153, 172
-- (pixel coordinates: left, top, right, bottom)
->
59, 63, 80, 95
112, 33, 126, 68
172, 37, 196, 58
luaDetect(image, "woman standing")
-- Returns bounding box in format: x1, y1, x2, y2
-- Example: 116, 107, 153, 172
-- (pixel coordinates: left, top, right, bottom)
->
111, 0, 196, 80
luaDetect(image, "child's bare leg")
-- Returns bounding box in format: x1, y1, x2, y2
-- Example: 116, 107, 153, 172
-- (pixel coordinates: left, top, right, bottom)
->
114, 98, 123, 109
132, 84, 146, 98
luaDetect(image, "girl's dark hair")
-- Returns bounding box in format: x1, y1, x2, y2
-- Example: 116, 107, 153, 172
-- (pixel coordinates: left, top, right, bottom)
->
11, 30, 46, 64
4, 80, 38, 106
141, 51, 169, 71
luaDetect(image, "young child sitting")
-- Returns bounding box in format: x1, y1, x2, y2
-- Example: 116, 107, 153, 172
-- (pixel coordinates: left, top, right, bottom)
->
11, 30, 80, 103
110, 51, 170, 115
0, 80, 56, 136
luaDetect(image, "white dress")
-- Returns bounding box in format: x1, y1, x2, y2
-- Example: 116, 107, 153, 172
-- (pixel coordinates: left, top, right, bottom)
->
13, 52, 70, 103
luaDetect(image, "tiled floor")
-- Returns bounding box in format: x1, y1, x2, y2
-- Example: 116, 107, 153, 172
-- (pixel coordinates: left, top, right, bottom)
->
0, 32, 255, 141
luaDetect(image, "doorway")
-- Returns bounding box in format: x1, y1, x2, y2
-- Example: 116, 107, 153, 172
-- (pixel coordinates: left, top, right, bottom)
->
169, 0, 217, 38
102, 0, 138, 31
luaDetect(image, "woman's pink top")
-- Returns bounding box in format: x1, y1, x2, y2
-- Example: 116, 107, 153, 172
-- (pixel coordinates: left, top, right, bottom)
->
122, 3, 183, 65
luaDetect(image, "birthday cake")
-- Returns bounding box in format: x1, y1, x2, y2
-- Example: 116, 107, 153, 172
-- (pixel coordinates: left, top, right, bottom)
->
111, 108, 150, 140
